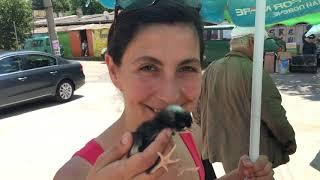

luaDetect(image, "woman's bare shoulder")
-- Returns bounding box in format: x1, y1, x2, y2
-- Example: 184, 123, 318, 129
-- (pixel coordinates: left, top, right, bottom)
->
53, 156, 91, 180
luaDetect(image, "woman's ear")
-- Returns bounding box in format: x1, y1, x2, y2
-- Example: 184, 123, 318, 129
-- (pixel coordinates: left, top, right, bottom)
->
106, 55, 122, 90
105, 53, 110, 65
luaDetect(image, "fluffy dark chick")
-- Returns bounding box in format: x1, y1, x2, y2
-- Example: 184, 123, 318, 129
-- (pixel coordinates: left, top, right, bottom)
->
128, 105, 193, 173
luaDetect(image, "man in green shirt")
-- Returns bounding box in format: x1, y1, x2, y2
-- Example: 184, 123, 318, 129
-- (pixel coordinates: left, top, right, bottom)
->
194, 27, 297, 173
264, 37, 280, 53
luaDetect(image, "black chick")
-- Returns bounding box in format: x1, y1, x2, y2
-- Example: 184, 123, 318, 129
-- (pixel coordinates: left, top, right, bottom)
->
128, 105, 193, 173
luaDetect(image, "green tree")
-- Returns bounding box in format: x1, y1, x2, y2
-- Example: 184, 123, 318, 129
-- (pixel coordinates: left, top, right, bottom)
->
31, 0, 44, 10
0, 0, 33, 50
53, 0, 72, 14
33, 0, 107, 15
70, 0, 106, 15
32, 0, 70, 12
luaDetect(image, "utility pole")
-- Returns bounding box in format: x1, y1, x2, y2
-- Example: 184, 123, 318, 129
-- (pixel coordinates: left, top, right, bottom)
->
43, 0, 60, 56
13, 21, 19, 50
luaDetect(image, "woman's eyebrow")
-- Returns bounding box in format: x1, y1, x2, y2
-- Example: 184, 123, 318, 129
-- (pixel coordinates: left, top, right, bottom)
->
178, 58, 201, 66
132, 57, 200, 67
132, 56, 163, 66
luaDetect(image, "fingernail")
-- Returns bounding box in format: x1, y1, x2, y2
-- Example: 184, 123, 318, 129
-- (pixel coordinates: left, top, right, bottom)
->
164, 129, 173, 137
244, 170, 249, 176
121, 132, 130, 145
243, 159, 253, 166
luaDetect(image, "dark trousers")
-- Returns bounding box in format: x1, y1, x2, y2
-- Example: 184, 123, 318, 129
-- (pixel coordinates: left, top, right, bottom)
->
202, 159, 217, 180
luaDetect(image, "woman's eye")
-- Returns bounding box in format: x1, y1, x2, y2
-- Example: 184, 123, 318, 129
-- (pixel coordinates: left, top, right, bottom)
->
178, 66, 199, 73
140, 65, 158, 72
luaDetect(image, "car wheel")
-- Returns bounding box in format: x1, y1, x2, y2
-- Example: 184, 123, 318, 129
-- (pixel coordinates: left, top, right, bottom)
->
56, 80, 74, 103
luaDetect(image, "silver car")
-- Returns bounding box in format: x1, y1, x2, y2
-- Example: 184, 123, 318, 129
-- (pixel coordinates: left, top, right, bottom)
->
0, 51, 85, 108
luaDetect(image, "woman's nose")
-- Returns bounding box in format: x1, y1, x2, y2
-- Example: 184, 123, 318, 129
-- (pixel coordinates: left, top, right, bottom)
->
157, 78, 181, 105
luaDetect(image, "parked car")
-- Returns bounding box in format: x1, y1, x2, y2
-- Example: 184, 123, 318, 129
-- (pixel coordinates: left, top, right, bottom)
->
23, 36, 64, 57
0, 51, 85, 108
23, 37, 52, 53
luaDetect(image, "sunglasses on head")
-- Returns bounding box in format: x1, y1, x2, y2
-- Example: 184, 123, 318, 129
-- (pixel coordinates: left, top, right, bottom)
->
114, 0, 201, 19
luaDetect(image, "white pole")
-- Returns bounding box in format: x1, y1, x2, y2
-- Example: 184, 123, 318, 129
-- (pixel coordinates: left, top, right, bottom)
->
249, 0, 266, 162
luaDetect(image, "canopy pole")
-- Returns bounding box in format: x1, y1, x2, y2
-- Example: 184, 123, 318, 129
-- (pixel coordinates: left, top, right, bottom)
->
249, 0, 266, 163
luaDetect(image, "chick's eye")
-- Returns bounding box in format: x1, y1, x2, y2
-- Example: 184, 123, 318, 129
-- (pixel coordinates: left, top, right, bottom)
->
140, 64, 158, 72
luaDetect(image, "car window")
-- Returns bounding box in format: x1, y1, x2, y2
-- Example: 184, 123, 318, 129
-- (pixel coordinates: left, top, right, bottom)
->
46, 38, 50, 46
22, 55, 57, 70
0, 56, 21, 75
32, 40, 43, 47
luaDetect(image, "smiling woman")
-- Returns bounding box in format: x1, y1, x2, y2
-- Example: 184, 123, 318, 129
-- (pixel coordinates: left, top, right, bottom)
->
54, 1, 207, 179
111, 24, 202, 128
53, 1, 274, 180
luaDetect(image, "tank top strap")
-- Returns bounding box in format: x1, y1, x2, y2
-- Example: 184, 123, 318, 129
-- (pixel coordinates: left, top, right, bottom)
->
179, 132, 205, 180
73, 139, 104, 165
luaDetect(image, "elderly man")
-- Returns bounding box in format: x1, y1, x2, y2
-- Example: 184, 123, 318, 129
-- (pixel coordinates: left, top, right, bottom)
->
194, 27, 297, 173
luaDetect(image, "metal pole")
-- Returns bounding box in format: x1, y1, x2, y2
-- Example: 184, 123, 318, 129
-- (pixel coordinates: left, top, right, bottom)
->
43, 0, 60, 56
249, 0, 267, 163
13, 21, 19, 50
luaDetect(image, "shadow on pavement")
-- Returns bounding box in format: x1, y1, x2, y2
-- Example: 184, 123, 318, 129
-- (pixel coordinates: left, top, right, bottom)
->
0, 95, 83, 120
271, 71, 320, 101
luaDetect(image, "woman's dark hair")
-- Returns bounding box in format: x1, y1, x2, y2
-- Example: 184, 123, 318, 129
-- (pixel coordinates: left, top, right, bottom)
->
107, 0, 204, 66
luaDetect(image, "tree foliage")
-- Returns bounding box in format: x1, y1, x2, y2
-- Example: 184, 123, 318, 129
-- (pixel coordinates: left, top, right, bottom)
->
70, 0, 106, 15
32, 0, 44, 10
0, 0, 33, 50
32, 0, 71, 13
32, 0, 106, 15
53, 0, 72, 13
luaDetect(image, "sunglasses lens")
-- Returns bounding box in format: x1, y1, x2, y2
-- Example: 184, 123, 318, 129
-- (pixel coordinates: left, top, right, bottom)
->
118, 0, 201, 10
118, 0, 156, 10
177, 0, 201, 8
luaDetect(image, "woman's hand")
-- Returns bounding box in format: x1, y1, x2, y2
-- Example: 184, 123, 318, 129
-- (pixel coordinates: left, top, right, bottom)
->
238, 155, 274, 180
87, 129, 173, 180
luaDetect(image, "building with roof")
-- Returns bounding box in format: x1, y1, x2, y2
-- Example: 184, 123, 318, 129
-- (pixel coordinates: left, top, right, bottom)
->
31, 13, 113, 58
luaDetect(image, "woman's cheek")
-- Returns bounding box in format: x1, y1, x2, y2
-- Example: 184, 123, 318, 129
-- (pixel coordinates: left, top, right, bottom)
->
181, 76, 202, 111
183, 75, 202, 97
126, 76, 158, 98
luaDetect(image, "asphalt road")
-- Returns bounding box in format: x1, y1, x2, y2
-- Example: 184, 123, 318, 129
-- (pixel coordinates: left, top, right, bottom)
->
0, 61, 319, 180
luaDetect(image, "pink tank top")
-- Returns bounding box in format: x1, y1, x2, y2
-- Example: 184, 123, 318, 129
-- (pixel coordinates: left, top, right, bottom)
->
74, 132, 205, 180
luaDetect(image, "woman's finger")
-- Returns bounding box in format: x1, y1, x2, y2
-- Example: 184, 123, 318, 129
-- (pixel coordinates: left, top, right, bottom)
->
239, 155, 254, 168
254, 161, 273, 177
123, 128, 173, 177
238, 155, 254, 178
133, 166, 167, 180
161, 138, 175, 156
256, 170, 275, 180
93, 132, 133, 172
253, 155, 270, 172
133, 137, 174, 180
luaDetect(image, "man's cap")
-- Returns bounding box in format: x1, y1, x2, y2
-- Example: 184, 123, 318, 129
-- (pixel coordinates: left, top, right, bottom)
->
231, 26, 268, 39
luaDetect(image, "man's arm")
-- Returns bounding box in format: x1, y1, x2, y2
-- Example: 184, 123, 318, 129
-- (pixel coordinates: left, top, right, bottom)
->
260, 72, 296, 153
242, 61, 296, 154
